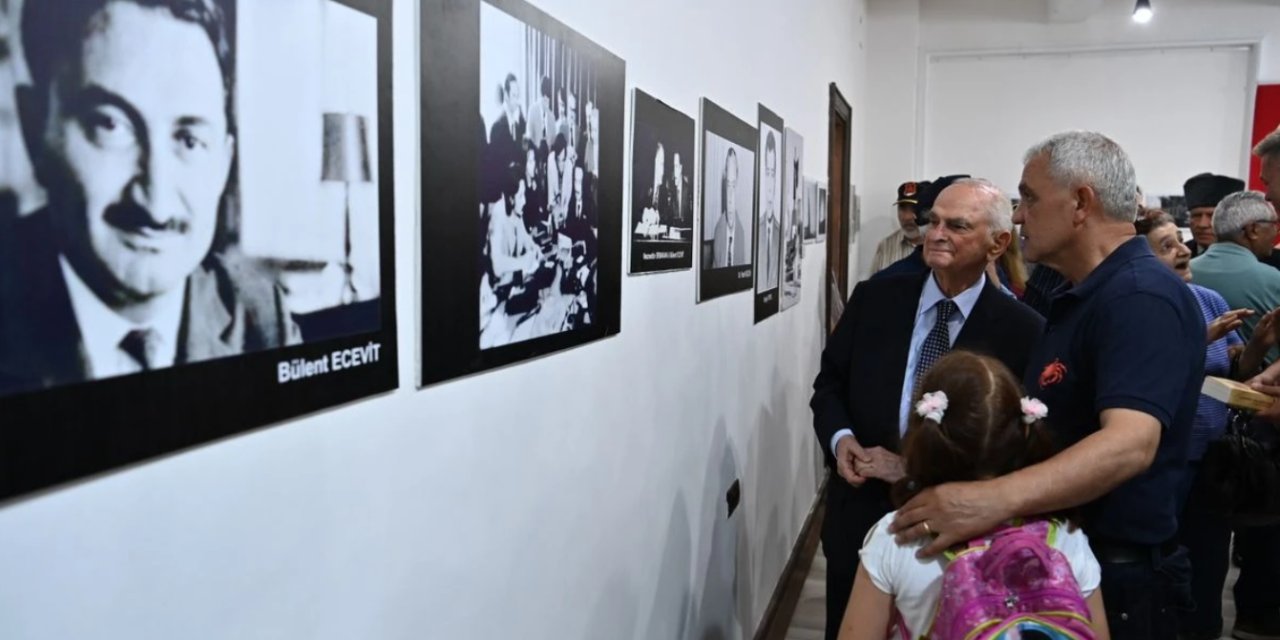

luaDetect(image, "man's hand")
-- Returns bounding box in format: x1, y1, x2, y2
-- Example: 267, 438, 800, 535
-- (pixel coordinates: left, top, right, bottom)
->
855, 447, 906, 484
835, 435, 872, 487
1208, 308, 1254, 344
1248, 362, 1280, 422
889, 479, 1013, 557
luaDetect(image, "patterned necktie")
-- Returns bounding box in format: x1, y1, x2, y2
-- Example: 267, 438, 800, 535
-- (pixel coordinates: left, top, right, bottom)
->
120, 328, 161, 371
913, 300, 958, 395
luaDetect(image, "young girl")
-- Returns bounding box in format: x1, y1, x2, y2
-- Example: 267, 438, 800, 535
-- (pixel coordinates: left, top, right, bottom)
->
837, 351, 1109, 640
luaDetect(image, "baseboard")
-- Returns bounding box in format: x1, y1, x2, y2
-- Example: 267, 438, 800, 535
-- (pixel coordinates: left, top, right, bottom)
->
752, 474, 829, 640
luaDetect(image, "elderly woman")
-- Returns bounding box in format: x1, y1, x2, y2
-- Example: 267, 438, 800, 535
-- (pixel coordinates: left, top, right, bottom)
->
1136, 210, 1278, 640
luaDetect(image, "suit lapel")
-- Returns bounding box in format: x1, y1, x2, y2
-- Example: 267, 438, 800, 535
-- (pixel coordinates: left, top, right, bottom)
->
955, 279, 1003, 349
179, 264, 240, 363
881, 272, 930, 446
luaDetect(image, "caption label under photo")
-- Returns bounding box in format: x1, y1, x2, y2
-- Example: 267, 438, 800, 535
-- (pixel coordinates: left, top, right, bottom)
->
642, 250, 686, 261
277, 341, 384, 384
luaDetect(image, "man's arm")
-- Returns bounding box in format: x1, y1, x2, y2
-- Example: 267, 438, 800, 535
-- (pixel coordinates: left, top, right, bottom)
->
810, 282, 865, 460
891, 408, 1160, 555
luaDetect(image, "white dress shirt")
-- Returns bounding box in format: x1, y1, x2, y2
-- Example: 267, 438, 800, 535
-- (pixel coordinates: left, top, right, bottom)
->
59, 255, 185, 379
829, 272, 986, 455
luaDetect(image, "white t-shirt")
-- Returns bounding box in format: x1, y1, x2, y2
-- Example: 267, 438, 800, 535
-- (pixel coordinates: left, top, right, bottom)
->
858, 512, 1102, 638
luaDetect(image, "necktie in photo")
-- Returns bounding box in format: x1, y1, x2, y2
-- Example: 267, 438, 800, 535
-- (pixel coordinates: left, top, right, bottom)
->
913, 299, 957, 396
120, 328, 162, 371
728, 230, 734, 265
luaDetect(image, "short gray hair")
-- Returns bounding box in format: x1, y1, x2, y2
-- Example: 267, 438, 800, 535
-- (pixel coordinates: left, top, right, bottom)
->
1254, 130, 1280, 161
1213, 191, 1274, 240
950, 177, 1013, 235
1023, 131, 1138, 223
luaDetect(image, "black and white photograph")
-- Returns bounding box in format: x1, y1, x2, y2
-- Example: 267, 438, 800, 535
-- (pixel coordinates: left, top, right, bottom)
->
753, 105, 783, 323
850, 185, 861, 244
780, 127, 803, 312
698, 99, 756, 302
0, 0, 398, 500
817, 181, 828, 242
420, 0, 624, 385
803, 177, 818, 244
629, 88, 694, 275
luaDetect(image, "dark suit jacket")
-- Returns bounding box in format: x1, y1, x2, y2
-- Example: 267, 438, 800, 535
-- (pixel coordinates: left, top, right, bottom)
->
809, 271, 1044, 569
0, 210, 301, 396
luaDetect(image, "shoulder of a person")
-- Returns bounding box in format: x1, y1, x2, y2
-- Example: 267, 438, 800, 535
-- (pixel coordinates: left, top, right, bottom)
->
856, 271, 920, 298
862, 511, 903, 549
201, 252, 287, 317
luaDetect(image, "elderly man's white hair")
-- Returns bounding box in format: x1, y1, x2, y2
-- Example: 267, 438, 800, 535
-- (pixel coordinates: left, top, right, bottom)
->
948, 177, 1013, 235
1023, 131, 1138, 223
1213, 191, 1273, 241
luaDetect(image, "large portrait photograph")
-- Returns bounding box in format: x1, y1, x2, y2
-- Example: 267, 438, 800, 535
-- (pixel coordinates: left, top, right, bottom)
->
629, 88, 694, 275
420, 0, 624, 385
753, 105, 783, 323
0, 0, 398, 500
697, 99, 756, 302
780, 127, 803, 312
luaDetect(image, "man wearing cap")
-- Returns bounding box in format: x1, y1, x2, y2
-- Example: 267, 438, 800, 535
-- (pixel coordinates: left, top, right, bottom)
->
870, 181, 928, 273
1184, 173, 1246, 258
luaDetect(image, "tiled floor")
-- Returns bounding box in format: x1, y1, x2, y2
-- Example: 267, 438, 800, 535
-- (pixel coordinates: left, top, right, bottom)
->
784, 547, 1241, 640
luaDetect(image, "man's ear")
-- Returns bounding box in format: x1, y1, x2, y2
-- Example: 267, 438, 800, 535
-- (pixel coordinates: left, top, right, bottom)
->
1073, 185, 1096, 225
990, 229, 1012, 260
15, 84, 47, 169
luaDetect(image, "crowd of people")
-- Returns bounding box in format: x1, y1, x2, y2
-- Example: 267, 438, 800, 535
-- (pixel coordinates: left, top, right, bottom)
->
478, 72, 601, 347
815, 129, 1280, 640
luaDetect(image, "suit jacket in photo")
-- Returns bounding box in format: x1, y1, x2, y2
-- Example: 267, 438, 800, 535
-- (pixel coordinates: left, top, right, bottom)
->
488, 112, 526, 186
664, 174, 692, 225
808, 271, 1044, 569
0, 210, 302, 397
757, 212, 779, 289
712, 212, 747, 267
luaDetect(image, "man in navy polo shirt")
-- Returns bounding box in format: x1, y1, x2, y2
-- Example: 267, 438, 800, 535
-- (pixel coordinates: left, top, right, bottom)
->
892, 131, 1205, 639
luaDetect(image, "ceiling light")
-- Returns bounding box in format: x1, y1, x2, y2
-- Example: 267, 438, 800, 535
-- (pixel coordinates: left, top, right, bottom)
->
1133, 0, 1153, 24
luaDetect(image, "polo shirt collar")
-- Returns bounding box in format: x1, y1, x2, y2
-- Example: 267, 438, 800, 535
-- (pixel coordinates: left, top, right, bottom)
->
1062, 236, 1152, 301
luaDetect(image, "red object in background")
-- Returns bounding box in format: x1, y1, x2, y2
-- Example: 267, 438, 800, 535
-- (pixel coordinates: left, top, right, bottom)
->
1249, 84, 1280, 191
1250, 84, 1280, 244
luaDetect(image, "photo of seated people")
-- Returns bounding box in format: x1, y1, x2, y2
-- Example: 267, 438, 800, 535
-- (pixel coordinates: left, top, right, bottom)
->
477, 2, 601, 350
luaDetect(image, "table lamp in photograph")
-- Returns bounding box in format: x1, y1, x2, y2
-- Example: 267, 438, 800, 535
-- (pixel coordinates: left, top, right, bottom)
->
322, 112, 372, 305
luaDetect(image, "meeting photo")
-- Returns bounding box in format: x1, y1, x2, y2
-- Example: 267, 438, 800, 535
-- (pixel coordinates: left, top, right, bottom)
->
477, 0, 602, 350
629, 88, 694, 275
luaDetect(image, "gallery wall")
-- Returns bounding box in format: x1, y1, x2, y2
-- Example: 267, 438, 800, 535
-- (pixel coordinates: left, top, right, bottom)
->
857, 0, 1280, 280
0, 1, 866, 639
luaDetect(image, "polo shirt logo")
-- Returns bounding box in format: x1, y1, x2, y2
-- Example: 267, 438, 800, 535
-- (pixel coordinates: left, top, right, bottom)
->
1039, 359, 1067, 389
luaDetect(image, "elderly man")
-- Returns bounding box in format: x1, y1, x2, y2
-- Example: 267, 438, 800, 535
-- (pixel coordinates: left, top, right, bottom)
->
891, 131, 1204, 640
869, 181, 929, 273
1190, 192, 1280, 350
871, 175, 967, 281
1184, 173, 1246, 258
0, 0, 298, 397
810, 178, 1043, 640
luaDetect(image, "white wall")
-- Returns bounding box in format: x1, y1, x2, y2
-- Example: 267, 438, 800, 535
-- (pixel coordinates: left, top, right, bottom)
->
0, 1, 866, 639
858, 0, 1280, 279
923, 46, 1253, 196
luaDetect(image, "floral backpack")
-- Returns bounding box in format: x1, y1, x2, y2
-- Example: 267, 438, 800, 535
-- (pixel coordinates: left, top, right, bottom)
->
913, 520, 1095, 640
